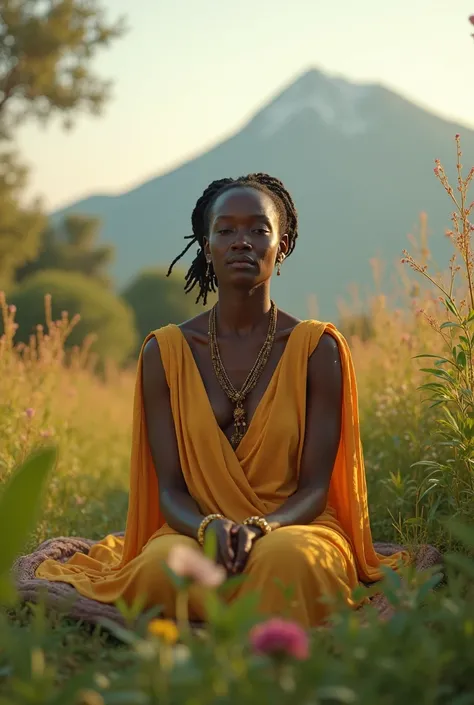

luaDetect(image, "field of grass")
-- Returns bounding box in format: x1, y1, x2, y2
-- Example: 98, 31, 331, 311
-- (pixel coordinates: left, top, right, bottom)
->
0, 138, 473, 703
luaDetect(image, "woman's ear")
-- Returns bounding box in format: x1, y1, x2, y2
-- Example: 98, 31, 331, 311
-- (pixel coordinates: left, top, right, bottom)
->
279, 233, 289, 256
203, 236, 211, 259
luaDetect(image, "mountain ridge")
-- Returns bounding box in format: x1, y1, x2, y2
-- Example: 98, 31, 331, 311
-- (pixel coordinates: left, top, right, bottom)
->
53, 67, 474, 319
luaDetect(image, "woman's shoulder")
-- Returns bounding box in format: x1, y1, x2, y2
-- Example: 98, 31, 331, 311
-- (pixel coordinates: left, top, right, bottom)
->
142, 312, 209, 353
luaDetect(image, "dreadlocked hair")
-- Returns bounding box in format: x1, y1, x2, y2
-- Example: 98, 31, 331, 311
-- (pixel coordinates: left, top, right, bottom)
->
167, 173, 299, 305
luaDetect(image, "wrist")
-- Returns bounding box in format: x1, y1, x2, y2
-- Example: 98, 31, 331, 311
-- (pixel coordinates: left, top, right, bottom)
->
242, 515, 272, 536
197, 513, 225, 546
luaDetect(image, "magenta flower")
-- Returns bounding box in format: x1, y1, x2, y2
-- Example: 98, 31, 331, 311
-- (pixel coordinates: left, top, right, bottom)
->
250, 618, 310, 661
25, 408, 35, 419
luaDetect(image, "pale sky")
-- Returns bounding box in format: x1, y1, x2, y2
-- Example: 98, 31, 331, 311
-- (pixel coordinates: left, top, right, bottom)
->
17, 0, 474, 211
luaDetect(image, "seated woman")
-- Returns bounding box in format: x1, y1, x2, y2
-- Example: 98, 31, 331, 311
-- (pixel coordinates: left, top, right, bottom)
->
36, 173, 406, 628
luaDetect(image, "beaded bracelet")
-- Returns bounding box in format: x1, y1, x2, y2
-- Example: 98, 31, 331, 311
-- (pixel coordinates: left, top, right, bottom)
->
197, 513, 225, 546
243, 515, 272, 535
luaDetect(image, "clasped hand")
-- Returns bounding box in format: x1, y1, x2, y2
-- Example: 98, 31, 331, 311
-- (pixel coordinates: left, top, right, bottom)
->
209, 518, 263, 575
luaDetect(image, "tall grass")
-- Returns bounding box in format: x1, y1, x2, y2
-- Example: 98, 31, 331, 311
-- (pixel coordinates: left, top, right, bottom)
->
0, 292, 134, 546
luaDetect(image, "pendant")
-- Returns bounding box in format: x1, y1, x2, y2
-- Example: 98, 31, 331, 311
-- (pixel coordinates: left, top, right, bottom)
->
231, 403, 247, 448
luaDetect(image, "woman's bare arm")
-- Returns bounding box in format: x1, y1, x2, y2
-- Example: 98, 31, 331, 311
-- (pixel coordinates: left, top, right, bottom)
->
264, 333, 343, 528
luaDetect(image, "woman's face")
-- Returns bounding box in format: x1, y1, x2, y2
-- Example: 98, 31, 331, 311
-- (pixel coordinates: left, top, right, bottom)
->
204, 187, 289, 289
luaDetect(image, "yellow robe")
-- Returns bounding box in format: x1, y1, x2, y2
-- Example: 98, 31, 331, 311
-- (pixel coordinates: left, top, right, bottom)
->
36, 320, 407, 627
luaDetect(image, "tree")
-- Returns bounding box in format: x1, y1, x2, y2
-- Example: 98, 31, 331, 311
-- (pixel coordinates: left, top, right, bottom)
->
0, 148, 44, 290
0, 0, 126, 138
14, 213, 114, 286
10, 269, 138, 364
122, 267, 216, 351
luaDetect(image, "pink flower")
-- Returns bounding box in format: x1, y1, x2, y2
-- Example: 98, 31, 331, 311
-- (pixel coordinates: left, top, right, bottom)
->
250, 618, 310, 661
8, 305, 16, 314
469, 15, 474, 25
40, 428, 54, 438
167, 544, 226, 588
25, 408, 35, 419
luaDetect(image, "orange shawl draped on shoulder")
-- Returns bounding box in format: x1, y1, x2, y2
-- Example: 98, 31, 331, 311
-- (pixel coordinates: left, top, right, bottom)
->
36, 320, 406, 600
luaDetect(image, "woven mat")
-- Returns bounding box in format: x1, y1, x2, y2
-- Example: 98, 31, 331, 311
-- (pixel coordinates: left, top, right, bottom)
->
12, 536, 443, 628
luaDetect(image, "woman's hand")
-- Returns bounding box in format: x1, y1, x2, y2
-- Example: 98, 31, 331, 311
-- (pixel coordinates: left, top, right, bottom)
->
230, 524, 264, 574
207, 518, 239, 573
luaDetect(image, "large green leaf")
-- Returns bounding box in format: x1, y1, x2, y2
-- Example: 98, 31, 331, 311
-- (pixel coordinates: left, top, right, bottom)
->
0, 446, 57, 579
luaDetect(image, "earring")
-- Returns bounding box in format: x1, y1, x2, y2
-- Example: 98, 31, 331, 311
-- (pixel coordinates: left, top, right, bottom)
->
276, 253, 285, 276
206, 257, 211, 279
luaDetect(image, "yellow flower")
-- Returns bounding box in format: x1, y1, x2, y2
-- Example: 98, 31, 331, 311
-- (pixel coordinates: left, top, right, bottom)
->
147, 619, 179, 644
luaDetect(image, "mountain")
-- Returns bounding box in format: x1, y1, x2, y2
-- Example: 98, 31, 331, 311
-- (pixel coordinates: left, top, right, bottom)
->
53, 68, 474, 319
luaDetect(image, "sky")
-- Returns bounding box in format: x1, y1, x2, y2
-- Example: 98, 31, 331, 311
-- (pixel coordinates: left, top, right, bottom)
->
16, 0, 474, 211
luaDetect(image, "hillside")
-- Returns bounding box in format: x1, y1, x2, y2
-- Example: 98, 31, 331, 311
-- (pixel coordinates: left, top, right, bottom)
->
54, 68, 474, 319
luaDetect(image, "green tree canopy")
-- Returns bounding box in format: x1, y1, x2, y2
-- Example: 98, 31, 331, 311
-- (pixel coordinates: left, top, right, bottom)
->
15, 213, 114, 286
0, 0, 126, 137
10, 269, 137, 365
122, 267, 216, 350
0, 148, 45, 290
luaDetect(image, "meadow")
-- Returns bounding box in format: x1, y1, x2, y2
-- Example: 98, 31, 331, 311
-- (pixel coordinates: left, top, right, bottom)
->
0, 137, 473, 703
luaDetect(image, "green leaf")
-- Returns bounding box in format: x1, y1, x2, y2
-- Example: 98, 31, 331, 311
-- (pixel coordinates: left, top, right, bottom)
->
420, 368, 453, 381
0, 446, 57, 579
457, 350, 467, 367
413, 354, 455, 366
98, 618, 140, 645
445, 298, 458, 316
203, 526, 217, 562
218, 573, 248, 596
447, 519, 474, 549
444, 553, 474, 580
440, 321, 463, 330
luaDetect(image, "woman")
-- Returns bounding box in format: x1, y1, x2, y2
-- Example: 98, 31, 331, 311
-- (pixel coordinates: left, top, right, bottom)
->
36, 173, 406, 627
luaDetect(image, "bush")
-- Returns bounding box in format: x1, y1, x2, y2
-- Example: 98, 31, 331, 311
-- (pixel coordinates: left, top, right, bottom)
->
122, 267, 215, 348
9, 270, 138, 365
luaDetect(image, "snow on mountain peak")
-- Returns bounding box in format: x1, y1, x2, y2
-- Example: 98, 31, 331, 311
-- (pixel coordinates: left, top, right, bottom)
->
254, 69, 373, 138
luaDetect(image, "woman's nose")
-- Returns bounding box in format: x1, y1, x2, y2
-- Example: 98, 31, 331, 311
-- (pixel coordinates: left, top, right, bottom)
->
230, 228, 252, 248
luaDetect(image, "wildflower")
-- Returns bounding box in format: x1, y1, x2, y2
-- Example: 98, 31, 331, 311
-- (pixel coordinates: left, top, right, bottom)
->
76, 690, 105, 705
93, 673, 110, 689
148, 618, 179, 644
40, 428, 54, 438
25, 408, 35, 419
8, 304, 16, 314
174, 644, 191, 664
250, 618, 310, 661
167, 544, 226, 588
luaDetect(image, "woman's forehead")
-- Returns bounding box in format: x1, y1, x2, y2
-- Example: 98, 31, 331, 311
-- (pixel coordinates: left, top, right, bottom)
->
211, 186, 277, 219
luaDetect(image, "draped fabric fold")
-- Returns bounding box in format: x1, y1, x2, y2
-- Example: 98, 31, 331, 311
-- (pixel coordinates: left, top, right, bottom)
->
35, 320, 407, 623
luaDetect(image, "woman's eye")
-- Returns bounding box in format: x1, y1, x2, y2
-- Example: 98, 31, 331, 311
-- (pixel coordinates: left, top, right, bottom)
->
218, 229, 233, 235
253, 228, 270, 235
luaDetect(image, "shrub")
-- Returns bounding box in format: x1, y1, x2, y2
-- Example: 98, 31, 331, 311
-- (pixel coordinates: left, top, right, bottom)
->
8, 270, 138, 365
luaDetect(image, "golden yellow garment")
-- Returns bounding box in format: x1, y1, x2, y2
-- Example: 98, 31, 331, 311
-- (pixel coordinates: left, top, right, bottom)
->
36, 320, 407, 627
